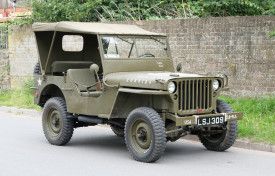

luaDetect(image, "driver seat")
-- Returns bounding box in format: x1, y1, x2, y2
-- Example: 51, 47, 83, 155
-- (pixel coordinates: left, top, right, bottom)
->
67, 69, 101, 97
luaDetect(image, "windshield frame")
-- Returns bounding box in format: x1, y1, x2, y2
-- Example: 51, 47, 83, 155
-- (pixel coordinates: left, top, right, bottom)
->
99, 35, 172, 60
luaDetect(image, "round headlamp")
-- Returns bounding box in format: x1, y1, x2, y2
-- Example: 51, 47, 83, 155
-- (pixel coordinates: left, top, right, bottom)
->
168, 82, 176, 93
213, 80, 220, 91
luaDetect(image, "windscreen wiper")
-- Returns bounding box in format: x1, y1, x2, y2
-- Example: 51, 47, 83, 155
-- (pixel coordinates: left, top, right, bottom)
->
117, 35, 133, 44
117, 35, 135, 58
150, 36, 168, 56
150, 36, 165, 45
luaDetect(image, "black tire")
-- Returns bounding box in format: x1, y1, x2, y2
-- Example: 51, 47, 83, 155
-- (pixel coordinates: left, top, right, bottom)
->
125, 107, 166, 163
198, 100, 238, 151
110, 124, 124, 137
33, 62, 40, 75
42, 97, 75, 146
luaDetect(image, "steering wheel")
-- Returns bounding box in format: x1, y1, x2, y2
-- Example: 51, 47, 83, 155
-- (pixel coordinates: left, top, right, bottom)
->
139, 53, 155, 58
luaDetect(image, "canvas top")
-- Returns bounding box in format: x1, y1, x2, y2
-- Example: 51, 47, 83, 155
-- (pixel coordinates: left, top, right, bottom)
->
32, 22, 165, 36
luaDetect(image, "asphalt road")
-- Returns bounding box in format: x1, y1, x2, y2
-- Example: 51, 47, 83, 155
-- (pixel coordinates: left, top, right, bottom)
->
0, 111, 275, 176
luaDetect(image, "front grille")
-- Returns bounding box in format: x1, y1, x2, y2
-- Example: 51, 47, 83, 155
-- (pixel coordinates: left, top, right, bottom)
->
178, 79, 212, 111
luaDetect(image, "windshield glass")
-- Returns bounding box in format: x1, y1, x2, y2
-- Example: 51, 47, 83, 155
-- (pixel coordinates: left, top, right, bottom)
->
101, 36, 169, 59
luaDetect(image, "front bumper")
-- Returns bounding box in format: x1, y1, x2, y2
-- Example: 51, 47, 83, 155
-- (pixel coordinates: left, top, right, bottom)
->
167, 112, 243, 126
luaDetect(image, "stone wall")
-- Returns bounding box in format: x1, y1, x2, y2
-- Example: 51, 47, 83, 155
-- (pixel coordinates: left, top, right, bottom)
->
7, 16, 275, 97
8, 24, 38, 87
112, 16, 275, 97
0, 49, 10, 90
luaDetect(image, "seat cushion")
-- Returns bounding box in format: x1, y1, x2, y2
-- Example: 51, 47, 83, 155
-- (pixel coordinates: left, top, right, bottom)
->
51, 61, 94, 73
67, 68, 97, 91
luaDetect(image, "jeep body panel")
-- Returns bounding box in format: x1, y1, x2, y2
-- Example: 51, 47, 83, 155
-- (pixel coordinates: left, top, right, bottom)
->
34, 74, 117, 116
105, 71, 209, 90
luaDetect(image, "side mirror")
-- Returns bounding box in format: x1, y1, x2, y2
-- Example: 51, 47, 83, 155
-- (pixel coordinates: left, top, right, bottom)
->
90, 64, 99, 74
176, 63, 182, 72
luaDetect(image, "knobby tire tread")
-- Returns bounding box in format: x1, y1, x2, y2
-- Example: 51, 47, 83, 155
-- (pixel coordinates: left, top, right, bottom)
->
199, 100, 238, 151
42, 97, 75, 146
125, 107, 166, 163
110, 124, 124, 137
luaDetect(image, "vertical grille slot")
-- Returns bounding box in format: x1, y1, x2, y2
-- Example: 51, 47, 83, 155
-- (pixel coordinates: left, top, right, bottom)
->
209, 80, 212, 108
185, 81, 187, 110
192, 80, 194, 109
178, 83, 181, 110
188, 80, 190, 110
177, 79, 212, 112
203, 80, 205, 109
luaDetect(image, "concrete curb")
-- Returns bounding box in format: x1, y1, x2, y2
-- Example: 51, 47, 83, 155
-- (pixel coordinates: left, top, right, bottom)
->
0, 106, 42, 118
1, 106, 274, 153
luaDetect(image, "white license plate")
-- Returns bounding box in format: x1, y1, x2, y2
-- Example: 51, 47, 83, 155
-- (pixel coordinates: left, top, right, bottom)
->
197, 116, 224, 126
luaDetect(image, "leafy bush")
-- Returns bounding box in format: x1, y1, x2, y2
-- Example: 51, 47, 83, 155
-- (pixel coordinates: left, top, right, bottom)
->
31, 0, 96, 22
16, 0, 275, 23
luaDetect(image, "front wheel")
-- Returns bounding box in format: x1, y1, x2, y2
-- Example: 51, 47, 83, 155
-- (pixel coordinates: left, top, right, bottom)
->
198, 100, 238, 151
42, 97, 75, 145
125, 107, 166, 163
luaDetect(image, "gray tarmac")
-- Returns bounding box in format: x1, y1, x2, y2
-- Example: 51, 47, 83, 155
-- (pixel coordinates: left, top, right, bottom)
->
0, 111, 274, 176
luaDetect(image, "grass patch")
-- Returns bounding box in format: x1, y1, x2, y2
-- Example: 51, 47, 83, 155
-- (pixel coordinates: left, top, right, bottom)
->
219, 96, 275, 145
0, 79, 41, 111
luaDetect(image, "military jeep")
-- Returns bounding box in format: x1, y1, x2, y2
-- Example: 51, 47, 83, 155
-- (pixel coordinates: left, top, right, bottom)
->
32, 22, 243, 163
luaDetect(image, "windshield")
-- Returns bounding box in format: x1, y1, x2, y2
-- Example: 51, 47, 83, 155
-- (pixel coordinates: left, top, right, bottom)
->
101, 36, 169, 59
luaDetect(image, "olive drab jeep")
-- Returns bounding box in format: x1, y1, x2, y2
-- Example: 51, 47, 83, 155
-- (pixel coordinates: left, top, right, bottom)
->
32, 22, 243, 163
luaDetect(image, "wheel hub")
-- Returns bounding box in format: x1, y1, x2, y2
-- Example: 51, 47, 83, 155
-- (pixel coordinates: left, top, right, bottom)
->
52, 117, 60, 127
137, 130, 147, 141
47, 109, 62, 136
130, 119, 153, 153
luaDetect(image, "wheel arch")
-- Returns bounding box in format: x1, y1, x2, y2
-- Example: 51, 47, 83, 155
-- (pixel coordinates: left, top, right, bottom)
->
38, 84, 65, 107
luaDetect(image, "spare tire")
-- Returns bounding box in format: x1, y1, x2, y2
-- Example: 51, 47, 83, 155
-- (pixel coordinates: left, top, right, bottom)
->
33, 62, 41, 75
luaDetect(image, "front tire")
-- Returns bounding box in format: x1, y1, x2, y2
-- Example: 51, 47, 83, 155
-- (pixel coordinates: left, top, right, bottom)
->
42, 97, 75, 145
125, 107, 166, 163
198, 100, 238, 151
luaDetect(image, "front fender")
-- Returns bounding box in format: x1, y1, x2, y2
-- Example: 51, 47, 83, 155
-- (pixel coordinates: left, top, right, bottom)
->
109, 88, 171, 119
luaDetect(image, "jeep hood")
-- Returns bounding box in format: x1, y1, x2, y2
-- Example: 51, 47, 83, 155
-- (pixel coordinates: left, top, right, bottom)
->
104, 71, 209, 90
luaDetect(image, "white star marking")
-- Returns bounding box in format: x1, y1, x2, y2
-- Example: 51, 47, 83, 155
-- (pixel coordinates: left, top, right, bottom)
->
38, 78, 42, 86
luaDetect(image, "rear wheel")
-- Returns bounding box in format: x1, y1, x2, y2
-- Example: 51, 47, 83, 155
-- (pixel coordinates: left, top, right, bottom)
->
125, 107, 166, 163
42, 97, 75, 145
33, 62, 40, 75
198, 100, 238, 151
110, 124, 124, 137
